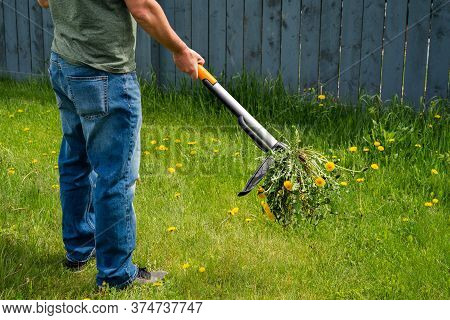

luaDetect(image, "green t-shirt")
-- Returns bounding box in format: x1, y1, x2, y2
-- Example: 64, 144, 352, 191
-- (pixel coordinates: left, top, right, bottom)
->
49, 0, 137, 73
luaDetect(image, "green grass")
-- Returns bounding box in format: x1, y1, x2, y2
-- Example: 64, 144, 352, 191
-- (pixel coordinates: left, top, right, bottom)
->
0, 77, 448, 299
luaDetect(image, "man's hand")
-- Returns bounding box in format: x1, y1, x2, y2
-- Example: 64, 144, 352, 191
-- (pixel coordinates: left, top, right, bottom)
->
37, 0, 49, 8
124, 0, 205, 79
173, 47, 205, 80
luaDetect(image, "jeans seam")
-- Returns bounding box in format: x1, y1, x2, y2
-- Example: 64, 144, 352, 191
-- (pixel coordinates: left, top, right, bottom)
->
66, 247, 95, 264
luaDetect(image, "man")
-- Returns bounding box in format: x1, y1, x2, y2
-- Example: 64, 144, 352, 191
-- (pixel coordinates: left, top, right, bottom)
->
37, 0, 204, 289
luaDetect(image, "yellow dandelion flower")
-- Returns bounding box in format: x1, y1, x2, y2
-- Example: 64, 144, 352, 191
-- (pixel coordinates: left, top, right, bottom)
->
51, 150, 57, 155
374, 141, 381, 147
157, 145, 168, 151
315, 177, 326, 187
377, 146, 385, 152
428, 124, 433, 128
356, 178, 365, 183
150, 140, 157, 145
143, 151, 150, 156
174, 192, 181, 198
363, 147, 370, 152
190, 150, 197, 155
7, 168, 15, 175
31, 159, 38, 164
182, 263, 190, 270
23, 127, 30, 132
325, 162, 335, 172
424, 202, 433, 207
340, 181, 348, 187
233, 152, 240, 157
17, 109, 24, 113
167, 226, 177, 232
176, 163, 183, 168
370, 163, 379, 170
228, 207, 239, 216
318, 94, 326, 100
432, 198, 439, 204
175, 138, 181, 143
51, 184, 60, 190
42, 153, 48, 156
401, 217, 410, 222
152, 281, 163, 287
187, 141, 197, 145
167, 167, 176, 174
213, 149, 219, 153
245, 218, 253, 223
211, 138, 219, 142
198, 266, 206, 273
431, 169, 438, 175
415, 144, 422, 148
163, 137, 169, 141
434, 114, 441, 119
283, 180, 293, 191
348, 146, 357, 153
388, 138, 395, 143
54, 165, 59, 169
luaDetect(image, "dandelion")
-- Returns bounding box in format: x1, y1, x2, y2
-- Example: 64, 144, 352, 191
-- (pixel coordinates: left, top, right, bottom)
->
340, 181, 348, 187
431, 169, 438, 175
31, 159, 38, 164
228, 207, 239, 216
325, 162, 335, 172
374, 141, 381, 147
157, 145, 168, 151
150, 140, 157, 145
348, 146, 357, 153
167, 226, 177, 232
143, 151, 150, 156
51, 150, 57, 155
187, 141, 197, 145
42, 153, 48, 156
370, 163, 379, 170
182, 263, 190, 270
434, 114, 441, 119
167, 167, 176, 174
415, 144, 422, 148
233, 152, 240, 157
432, 198, 439, 204
7, 168, 15, 175
213, 149, 219, 153
261, 201, 275, 221
51, 184, 60, 190
377, 146, 385, 152
257, 186, 266, 199
23, 127, 30, 132
190, 150, 197, 155
388, 138, 395, 143
198, 266, 206, 273
401, 217, 410, 222
283, 180, 293, 191
175, 163, 183, 168
428, 124, 433, 128
174, 192, 181, 198
356, 178, 364, 183
163, 137, 169, 141
424, 202, 433, 207
175, 138, 181, 143
318, 94, 326, 100
17, 109, 24, 113
363, 147, 370, 152
152, 281, 163, 287
54, 165, 59, 169
245, 218, 253, 223
315, 177, 326, 187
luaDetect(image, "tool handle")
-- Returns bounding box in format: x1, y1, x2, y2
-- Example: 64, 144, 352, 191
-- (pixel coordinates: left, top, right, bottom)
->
237, 116, 270, 152
198, 65, 217, 85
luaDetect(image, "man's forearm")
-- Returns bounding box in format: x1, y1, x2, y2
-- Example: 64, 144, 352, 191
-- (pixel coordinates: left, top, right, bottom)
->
125, 0, 187, 54
37, 0, 49, 9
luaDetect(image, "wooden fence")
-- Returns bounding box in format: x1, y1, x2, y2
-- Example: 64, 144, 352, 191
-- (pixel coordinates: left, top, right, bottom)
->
0, 0, 449, 106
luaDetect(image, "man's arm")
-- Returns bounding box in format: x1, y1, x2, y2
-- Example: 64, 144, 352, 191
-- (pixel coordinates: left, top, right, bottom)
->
37, 0, 49, 9
124, 0, 204, 79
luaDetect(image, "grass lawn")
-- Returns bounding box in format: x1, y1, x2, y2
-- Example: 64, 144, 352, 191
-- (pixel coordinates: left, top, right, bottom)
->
0, 77, 448, 299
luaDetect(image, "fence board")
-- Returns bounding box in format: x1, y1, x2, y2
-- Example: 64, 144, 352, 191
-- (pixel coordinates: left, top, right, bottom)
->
339, 0, 364, 102
381, 0, 408, 101
4, 0, 18, 76
403, 0, 432, 107
29, 0, 44, 74
359, 0, 385, 96
281, 0, 301, 91
42, 8, 53, 70
319, 0, 342, 95
192, 0, 208, 66
16, 0, 31, 77
300, 0, 322, 91
426, 0, 450, 100
136, 26, 152, 80
226, 0, 244, 80
159, 0, 176, 87
262, 0, 281, 78
0, 0, 5, 73
175, 0, 191, 87
243, 0, 263, 75
209, 0, 226, 76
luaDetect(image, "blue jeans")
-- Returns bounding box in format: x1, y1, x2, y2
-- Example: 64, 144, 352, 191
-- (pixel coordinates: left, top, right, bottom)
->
48, 52, 141, 288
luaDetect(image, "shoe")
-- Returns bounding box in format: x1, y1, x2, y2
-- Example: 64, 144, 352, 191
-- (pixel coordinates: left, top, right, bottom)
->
135, 267, 168, 284
63, 250, 95, 272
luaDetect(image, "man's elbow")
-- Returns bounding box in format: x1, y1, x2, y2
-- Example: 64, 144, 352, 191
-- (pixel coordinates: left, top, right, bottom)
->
37, 0, 49, 8
127, 0, 158, 23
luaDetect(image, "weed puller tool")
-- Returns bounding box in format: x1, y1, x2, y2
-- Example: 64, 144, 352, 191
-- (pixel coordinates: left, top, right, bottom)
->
198, 65, 286, 196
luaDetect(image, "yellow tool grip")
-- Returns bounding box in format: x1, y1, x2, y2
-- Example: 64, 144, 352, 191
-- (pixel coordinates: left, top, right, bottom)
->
198, 65, 217, 85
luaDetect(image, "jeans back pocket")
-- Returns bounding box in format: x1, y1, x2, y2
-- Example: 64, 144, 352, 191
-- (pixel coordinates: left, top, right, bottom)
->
68, 76, 109, 120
